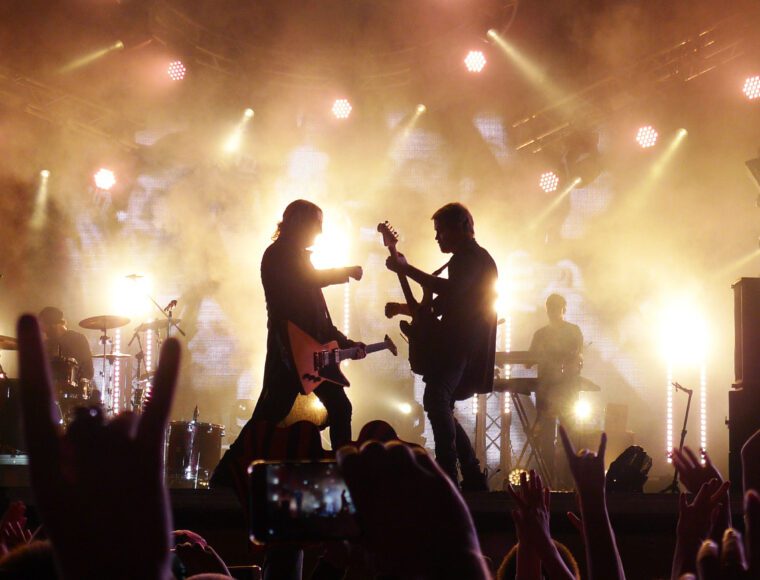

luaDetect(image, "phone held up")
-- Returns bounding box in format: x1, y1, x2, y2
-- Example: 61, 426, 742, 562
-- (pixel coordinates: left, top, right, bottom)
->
248, 459, 360, 544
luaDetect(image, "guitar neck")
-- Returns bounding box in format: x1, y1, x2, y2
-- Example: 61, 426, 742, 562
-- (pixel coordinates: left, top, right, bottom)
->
339, 341, 388, 360
388, 244, 418, 309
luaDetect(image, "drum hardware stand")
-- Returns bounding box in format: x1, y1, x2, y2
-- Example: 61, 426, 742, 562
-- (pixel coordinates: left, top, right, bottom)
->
147, 296, 186, 339
98, 328, 113, 413
128, 328, 146, 413
660, 381, 694, 494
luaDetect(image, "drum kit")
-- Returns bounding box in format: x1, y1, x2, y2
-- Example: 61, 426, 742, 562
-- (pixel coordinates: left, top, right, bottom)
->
0, 313, 225, 487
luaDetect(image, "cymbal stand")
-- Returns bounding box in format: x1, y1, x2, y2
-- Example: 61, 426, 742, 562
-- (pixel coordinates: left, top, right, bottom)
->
98, 326, 113, 414
128, 328, 146, 413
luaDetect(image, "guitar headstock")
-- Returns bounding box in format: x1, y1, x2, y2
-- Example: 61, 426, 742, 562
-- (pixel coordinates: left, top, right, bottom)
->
377, 221, 399, 249
384, 334, 398, 357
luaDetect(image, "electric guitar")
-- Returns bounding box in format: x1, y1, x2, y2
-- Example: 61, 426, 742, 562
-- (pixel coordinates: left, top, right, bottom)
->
377, 221, 439, 375
287, 321, 398, 394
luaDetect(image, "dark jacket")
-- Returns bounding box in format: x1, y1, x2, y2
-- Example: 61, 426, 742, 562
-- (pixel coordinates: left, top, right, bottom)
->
252, 236, 353, 421
431, 238, 498, 400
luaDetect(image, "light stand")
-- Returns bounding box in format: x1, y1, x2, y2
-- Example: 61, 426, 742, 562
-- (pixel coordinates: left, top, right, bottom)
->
660, 381, 693, 493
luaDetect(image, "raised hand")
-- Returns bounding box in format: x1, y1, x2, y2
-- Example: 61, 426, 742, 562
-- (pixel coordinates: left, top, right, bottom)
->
558, 425, 625, 580
672, 479, 731, 579
336, 440, 489, 579
673, 448, 724, 494
0, 501, 30, 556
673, 447, 732, 542
508, 470, 575, 580
559, 424, 607, 497
18, 314, 180, 580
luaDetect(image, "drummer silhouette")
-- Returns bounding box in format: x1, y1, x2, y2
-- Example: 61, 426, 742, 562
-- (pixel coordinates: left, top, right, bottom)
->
38, 306, 94, 381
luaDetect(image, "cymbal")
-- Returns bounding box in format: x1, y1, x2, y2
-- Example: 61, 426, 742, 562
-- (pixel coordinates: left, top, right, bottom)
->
79, 315, 131, 331
134, 319, 181, 333
92, 352, 131, 360
0, 335, 18, 350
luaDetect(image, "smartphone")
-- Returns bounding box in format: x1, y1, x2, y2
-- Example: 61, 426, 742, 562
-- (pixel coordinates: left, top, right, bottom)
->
248, 459, 360, 544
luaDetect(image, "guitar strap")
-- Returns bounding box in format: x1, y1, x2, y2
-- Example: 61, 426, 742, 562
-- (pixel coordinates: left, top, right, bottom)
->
432, 260, 450, 277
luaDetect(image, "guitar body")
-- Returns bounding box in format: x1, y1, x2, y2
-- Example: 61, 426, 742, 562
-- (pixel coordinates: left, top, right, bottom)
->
400, 291, 439, 376
287, 321, 349, 394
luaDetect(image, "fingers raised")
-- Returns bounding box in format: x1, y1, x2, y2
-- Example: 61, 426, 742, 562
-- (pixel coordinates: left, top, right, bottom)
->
138, 338, 180, 446
17, 315, 60, 479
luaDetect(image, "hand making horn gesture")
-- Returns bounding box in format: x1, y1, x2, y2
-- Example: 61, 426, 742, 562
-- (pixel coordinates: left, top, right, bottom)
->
18, 314, 180, 580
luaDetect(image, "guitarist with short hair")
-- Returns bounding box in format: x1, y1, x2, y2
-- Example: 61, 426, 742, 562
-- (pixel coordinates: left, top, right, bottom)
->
384, 202, 497, 490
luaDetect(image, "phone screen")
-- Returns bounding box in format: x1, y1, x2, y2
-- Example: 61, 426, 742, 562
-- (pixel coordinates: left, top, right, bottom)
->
249, 460, 360, 543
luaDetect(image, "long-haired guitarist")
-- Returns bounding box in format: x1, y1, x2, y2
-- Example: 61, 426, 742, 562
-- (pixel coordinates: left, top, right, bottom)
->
238, 200, 366, 451
385, 203, 497, 490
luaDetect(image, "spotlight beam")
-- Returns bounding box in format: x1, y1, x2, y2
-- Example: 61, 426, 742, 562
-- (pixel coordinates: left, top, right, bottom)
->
30, 170, 50, 229
58, 41, 124, 74
528, 177, 582, 231
625, 129, 688, 212
487, 30, 567, 109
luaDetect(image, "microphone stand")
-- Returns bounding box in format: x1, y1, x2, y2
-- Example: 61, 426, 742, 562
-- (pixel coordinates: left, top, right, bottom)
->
660, 381, 694, 493
147, 296, 186, 338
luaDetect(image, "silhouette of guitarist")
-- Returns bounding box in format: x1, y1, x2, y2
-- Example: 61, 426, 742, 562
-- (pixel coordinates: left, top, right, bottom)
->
385, 203, 497, 490
236, 200, 366, 452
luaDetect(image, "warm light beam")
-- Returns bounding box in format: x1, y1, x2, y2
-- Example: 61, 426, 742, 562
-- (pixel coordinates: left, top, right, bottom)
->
58, 41, 124, 74
224, 108, 255, 153
528, 177, 582, 231
487, 29, 565, 105
626, 129, 688, 210
30, 170, 50, 229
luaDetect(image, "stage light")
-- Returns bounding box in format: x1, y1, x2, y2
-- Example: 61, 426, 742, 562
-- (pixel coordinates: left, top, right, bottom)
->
244, 108, 255, 119
636, 125, 658, 148
416, 104, 427, 114
743, 76, 760, 100
398, 402, 412, 415
94, 168, 116, 191
659, 299, 707, 366
331, 99, 352, 120
508, 468, 528, 487
464, 50, 487, 73
574, 399, 592, 421
112, 274, 152, 318
40, 169, 50, 179
539, 171, 559, 193
167, 60, 186, 81
310, 213, 352, 269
